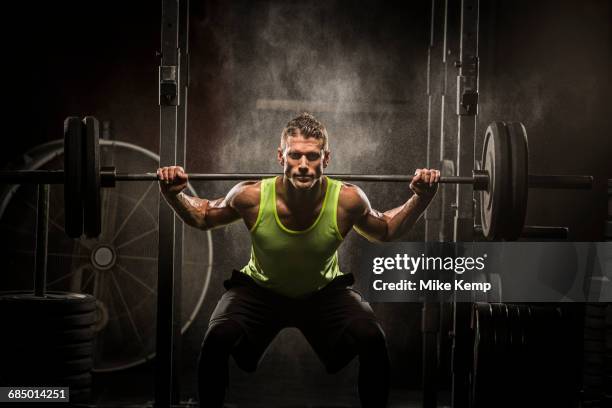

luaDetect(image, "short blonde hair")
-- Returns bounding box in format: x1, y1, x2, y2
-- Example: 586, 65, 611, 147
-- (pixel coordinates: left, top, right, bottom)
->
280, 112, 329, 151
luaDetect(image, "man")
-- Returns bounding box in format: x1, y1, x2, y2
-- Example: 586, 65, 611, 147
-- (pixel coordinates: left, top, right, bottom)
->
158, 113, 440, 407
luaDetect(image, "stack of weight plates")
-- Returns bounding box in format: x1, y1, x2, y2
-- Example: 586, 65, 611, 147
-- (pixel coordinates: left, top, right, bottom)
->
607, 179, 612, 240
583, 303, 607, 407
604, 303, 612, 407
0, 291, 96, 404
605, 181, 612, 407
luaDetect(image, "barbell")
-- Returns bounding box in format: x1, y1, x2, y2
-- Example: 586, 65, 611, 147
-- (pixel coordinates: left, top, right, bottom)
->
0, 116, 593, 240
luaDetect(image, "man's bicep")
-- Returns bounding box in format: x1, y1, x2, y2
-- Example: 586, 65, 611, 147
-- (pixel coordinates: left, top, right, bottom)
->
353, 208, 389, 242
344, 185, 388, 242
201, 182, 255, 229
202, 196, 242, 229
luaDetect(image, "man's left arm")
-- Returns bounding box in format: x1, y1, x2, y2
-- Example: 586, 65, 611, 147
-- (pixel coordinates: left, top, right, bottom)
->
350, 168, 440, 242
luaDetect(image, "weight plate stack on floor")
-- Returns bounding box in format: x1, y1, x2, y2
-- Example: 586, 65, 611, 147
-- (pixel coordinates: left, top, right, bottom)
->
470, 302, 494, 408
0, 291, 96, 403
0, 137, 213, 372
606, 179, 612, 241
604, 303, 612, 406
582, 303, 607, 407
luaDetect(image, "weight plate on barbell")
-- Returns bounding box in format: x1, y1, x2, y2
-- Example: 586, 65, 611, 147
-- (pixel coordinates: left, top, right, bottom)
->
83, 116, 101, 238
480, 122, 511, 240
506, 122, 528, 241
63, 117, 84, 238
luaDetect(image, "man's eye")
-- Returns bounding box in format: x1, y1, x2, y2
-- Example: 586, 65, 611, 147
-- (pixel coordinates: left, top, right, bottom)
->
289, 153, 302, 160
306, 153, 320, 161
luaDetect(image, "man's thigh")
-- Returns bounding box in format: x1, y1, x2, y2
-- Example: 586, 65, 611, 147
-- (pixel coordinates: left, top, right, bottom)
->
298, 287, 384, 373
207, 282, 284, 372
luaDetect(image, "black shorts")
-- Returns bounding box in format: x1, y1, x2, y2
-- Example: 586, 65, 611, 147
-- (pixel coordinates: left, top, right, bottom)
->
207, 270, 384, 374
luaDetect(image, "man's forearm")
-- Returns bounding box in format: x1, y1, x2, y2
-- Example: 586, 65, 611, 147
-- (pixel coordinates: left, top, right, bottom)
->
161, 191, 207, 229
383, 194, 431, 240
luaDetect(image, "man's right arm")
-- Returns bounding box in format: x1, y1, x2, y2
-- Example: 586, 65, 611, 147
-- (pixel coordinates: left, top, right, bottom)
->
158, 166, 255, 231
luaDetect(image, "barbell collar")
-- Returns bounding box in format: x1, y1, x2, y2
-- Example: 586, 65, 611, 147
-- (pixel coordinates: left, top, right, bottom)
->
527, 174, 593, 190
472, 170, 489, 191
100, 167, 116, 188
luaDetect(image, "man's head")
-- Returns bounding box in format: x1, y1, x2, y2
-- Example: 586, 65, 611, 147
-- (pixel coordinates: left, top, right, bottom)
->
278, 113, 331, 190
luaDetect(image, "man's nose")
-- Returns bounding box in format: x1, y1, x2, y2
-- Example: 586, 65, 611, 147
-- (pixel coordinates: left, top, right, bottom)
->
298, 156, 308, 168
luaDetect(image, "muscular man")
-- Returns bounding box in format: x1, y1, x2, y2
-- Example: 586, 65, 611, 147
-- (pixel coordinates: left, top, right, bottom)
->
157, 113, 440, 408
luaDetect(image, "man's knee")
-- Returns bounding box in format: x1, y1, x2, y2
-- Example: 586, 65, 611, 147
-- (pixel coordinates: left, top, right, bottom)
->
201, 319, 244, 353
345, 319, 388, 354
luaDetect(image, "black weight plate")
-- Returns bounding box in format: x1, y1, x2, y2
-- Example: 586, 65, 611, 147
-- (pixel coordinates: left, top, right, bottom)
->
583, 373, 605, 387
63, 116, 84, 238
517, 305, 531, 346
59, 357, 94, 375
47, 311, 96, 328
585, 340, 605, 353
474, 302, 494, 347
586, 315, 605, 329
69, 387, 92, 403
1, 307, 96, 330
507, 304, 522, 349
586, 303, 607, 318
10, 344, 94, 365
2, 328, 96, 351
53, 342, 94, 359
56, 372, 92, 389
472, 302, 494, 405
26, 327, 96, 345
0, 291, 96, 315
480, 122, 511, 240
584, 327, 605, 341
584, 352, 604, 368
82, 116, 101, 238
491, 303, 509, 348
505, 122, 528, 240
36, 357, 94, 376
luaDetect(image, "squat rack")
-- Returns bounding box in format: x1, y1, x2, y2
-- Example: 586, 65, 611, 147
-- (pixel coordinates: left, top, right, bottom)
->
423, 1, 478, 407
153, 1, 575, 407
155, 0, 189, 406
153, 1, 480, 407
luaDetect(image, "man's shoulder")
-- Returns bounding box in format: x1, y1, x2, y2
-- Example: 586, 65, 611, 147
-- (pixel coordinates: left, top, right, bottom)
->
337, 181, 369, 217
228, 180, 261, 210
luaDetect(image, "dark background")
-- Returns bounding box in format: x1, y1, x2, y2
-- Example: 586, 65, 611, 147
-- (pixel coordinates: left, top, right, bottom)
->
1, 0, 610, 405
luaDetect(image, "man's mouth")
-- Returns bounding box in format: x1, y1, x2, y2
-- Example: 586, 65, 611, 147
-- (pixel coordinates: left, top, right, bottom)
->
294, 175, 313, 181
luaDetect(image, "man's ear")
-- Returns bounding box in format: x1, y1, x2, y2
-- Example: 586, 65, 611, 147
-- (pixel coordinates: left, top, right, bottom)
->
277, 147, 285, 166
323, 150, 331, 168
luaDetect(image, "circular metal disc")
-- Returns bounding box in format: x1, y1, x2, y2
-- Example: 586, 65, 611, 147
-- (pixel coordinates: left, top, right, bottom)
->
505, 122, 528, 240
63, 117, 83, 238
480, 122, 511, 240
83, 116, 101, 238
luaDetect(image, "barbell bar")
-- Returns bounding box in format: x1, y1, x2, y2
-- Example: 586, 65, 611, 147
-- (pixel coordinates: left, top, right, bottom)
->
0, 165, 592, 187
0, 116, 594, 240
0, 170, 480, 185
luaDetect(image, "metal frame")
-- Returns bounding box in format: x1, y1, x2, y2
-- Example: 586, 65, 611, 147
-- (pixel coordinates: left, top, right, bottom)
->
156, 0, 182, 406
452, 2, 479, 408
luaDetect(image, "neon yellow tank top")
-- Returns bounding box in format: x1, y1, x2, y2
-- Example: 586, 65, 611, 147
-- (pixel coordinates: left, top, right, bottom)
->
240, 176, 345, 298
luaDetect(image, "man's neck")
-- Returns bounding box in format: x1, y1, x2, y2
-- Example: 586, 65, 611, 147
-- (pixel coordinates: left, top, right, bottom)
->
278, 176, 326, 209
